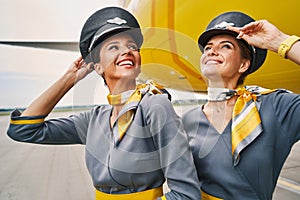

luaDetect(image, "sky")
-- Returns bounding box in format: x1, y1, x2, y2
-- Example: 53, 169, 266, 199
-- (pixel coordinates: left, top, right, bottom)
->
0, 0, 119, 108
0, 0, 203, 108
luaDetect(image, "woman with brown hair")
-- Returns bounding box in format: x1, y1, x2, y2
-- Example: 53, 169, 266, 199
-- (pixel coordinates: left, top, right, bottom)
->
183, 11, 300, 199
7, 7, 200, 200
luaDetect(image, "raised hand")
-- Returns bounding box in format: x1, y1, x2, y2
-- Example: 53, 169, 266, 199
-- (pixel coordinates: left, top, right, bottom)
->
227, 20, 288, 52
67, 57, 94, 84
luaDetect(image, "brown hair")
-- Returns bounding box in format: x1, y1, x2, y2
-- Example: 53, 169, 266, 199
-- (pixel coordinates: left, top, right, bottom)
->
237, 40, 252, 86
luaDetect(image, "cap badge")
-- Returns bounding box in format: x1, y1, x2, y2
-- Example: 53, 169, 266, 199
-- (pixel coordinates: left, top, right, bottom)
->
214, 21, 235, 29
107, 17, 127, 25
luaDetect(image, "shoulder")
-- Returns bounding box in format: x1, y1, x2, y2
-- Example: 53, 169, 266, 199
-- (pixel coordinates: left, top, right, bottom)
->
261, 89, 299, 103
139, 93, 177, 118
141, 93, 172, 107
182, 106, 202, 121
90, 104, 111, 113
74, 104, 111, 121
259, 89, 300, 118
245, 86, 298, 104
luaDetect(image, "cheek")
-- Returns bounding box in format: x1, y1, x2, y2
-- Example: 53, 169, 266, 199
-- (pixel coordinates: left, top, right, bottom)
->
100, 58, 117, 74
135, 52, 141, 65
200, 54, 205, 64
99, 50, 117, 67
199, 55, 205, 70
137, 66, 141, 74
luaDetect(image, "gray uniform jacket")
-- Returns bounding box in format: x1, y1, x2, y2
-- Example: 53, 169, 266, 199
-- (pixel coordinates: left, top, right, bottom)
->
7, 93, 201, 200
182, 90, 300, 200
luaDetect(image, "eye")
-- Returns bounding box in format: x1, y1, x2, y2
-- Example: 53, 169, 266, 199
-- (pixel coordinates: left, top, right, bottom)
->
128, 44, 138, 51
221, 44, 232, 49
108, 45, 119, 51
204, 46, 212, 52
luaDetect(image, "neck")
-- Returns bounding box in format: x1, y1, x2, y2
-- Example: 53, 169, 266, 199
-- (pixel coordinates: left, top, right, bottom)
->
107, 79, 136, 95
206, 85, 238, 109
207, 78, 238, 90
204, 96, 237, 116
112, 104, 123, 115
207, 97, 237, 106
207, 87, 230, 101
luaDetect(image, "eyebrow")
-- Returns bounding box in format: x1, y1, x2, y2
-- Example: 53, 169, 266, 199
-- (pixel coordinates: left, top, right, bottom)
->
107, 39, 136, 45
106, 41, 119, 46
207, 39, 236, 47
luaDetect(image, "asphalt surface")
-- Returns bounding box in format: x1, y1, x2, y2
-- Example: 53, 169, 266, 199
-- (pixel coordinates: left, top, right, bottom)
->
0, 107, 299, 200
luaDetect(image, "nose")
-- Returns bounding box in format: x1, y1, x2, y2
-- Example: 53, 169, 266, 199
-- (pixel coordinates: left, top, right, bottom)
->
120, 46, 133, 56
206, 46, 218, 56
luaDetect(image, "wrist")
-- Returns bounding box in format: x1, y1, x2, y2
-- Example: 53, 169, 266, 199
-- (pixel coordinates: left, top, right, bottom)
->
277, 35, 300, 58
272, 34, 288, 52
62, 70, 77, 87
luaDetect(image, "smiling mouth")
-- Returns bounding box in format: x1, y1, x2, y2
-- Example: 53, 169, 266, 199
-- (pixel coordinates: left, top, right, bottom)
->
205, 60, 222, 65
117, 60, 134, 67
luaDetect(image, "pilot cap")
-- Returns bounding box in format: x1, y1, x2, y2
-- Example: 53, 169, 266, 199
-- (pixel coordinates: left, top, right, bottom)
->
198, 11, 267, 74
79, 7, 143, 61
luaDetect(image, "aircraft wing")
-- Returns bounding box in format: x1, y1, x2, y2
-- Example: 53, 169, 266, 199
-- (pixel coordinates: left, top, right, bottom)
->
0, 41, 79, 52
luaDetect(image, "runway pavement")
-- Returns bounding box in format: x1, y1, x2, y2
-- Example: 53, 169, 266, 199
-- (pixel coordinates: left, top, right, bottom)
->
0, 106, 299, 200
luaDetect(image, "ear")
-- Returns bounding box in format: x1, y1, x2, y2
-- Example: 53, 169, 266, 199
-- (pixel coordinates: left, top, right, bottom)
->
94, 63, 104, 75
238, 59, 250, 73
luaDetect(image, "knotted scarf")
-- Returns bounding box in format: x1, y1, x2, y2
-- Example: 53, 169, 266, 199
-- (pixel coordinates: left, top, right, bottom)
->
107, 81, 169, 145
208, 86, 278, 166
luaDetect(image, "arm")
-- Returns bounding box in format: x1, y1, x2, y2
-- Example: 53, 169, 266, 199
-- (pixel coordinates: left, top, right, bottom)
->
7, 105, 97, 144
272, 91, 300, 143
7, 57, 94, 144
227, 20, 300, 65
147, 95, 201, 200
21, 57, 93, 116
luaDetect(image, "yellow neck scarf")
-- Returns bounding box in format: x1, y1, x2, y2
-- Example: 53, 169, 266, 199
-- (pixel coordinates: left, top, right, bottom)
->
107, 81, 168, 145
230, 86, 277, 166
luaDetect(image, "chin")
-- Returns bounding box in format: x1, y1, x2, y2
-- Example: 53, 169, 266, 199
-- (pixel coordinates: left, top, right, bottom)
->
201, 68, 217, 77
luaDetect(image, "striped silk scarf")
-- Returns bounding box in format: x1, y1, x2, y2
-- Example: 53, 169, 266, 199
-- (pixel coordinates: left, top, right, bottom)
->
107, 81, 168, 145
230, 86, 277, 166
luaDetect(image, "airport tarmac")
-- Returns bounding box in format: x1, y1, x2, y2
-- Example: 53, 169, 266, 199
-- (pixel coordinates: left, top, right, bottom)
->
0, 106, 299, 200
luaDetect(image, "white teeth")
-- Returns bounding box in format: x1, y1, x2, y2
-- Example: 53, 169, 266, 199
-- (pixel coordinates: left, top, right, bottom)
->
206, 60, 219, 65
118, 60, 133, 66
